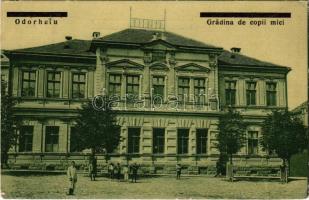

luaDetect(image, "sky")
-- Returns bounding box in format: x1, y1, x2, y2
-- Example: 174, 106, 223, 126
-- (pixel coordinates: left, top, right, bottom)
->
1, 1, 307, 109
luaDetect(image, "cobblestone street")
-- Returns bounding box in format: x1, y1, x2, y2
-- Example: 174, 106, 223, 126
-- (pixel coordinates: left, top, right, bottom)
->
1, 173, 307, 199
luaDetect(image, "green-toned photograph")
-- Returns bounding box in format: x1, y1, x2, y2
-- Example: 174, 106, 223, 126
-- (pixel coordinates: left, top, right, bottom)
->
1, 1, 308, 199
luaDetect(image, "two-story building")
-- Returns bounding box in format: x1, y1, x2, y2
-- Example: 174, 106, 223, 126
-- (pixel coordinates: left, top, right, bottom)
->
3, 28, 290, 174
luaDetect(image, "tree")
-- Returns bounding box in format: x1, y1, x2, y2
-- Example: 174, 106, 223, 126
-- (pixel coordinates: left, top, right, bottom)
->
1, 80, 17, 168
217, 108, 246, 164
261, 110, 307, 182
72, 96, 121, 158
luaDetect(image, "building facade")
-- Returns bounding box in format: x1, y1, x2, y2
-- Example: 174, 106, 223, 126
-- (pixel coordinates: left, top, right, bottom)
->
3, 28, 290, 174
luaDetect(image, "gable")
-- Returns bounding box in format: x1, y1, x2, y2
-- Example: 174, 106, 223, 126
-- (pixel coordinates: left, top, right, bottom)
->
106, 59, 144, 70
149, 62, 169, 71
175, 63, 211, 72
142, 39, 176, 51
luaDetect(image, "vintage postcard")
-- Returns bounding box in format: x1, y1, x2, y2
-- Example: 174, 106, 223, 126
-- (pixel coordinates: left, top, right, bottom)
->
1, 1, 308, 199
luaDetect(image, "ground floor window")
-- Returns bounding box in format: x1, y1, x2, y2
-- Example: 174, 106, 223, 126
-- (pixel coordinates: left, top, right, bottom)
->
45, 126, 59, 152
153, 128, 165, 154
177, 129, 189, 154
19, 126, 33, 152
70, 127, 79, 152
128, 128, 140, 154
248, 131, 258, 155
196, 129, 208, 154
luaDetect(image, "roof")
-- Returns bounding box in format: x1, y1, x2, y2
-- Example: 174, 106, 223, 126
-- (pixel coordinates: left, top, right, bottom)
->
10, 39, 94, 56
218, 50, 286, 68
5, 29, 289, 70
98, 28, 220, 49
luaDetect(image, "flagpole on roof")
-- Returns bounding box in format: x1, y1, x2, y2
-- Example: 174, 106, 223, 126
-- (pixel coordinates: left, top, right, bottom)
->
164, 9, 166, 31
129, 7, 132, 28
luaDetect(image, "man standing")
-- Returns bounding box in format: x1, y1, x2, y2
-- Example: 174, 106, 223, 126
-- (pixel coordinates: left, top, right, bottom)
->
130, 163, 139, 183
67, 161, 78, 195
88, 156, 94, 181
88, 156, 97, 181
109, 163, 114, 180
123, 164, 129, 182
92, 156, 97, 181
116, 163, 122, 181
176, 163, 182, 179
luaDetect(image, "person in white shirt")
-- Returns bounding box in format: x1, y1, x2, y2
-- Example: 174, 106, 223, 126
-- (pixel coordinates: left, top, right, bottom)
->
67, 161, 77, 195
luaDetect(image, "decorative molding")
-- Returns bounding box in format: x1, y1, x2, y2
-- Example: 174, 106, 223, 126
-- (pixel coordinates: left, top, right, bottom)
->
175, 63, 211, 73
106, 59, 144, 70
100, 55, 109, 63
142, 39, 176, 51
149, 62, 169, 71
63, 66, 71, 70
220, 73, 285, 80
38, 65, 45, 69
143, 56, 152, 64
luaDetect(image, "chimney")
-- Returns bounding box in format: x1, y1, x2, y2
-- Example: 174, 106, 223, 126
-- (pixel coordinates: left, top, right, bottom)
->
64, 36, 72, 49
92, 32, 101, 39
230, 47, 241, 58
231, 47, 241, 53
65, 36, 72, 41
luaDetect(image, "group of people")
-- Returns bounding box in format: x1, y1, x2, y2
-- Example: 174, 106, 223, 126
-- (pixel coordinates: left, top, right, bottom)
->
108, 162, 139, 183
66, 159, 183, 195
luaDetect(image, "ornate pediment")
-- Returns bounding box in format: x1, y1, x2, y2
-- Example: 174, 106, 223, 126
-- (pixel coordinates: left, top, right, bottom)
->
106, 59, 144, 70
142, 40, 176, 51
149, 62, 169, 71
175, 63, 211, 72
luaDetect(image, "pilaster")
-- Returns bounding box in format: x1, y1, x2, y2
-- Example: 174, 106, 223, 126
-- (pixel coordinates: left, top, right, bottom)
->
120, 126, 128, 154
258, 79, 266, 106
32, 121, 43, 153
37, 66, 45, 98
166, 121, 177, 155
167, 64, 175, 97
237, 78, 245, 106
12, 66, 19, 97
58, 122, 68, 153
62, 66, 70, 98
189, 125, 196, 155
87, 68, 95, 98
141, 124, 152, 154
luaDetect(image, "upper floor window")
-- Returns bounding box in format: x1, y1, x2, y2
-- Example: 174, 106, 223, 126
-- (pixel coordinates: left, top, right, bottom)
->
47, 71, 61, 98
178, 77, 190, 103
109, 74, 122, 97
152, 76, 165, 103
247, 131, 258, 155
72, 73, 85, 99
246, 81, 256, 106
45, 126, 59, 152
266, 82, 277, 106
194, 78, 206, 104
19, 126, 33, 152
21, 71, 36, 97
225, 81, 236, 106
126, 75, 139, 97
152, 51, 166, 62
